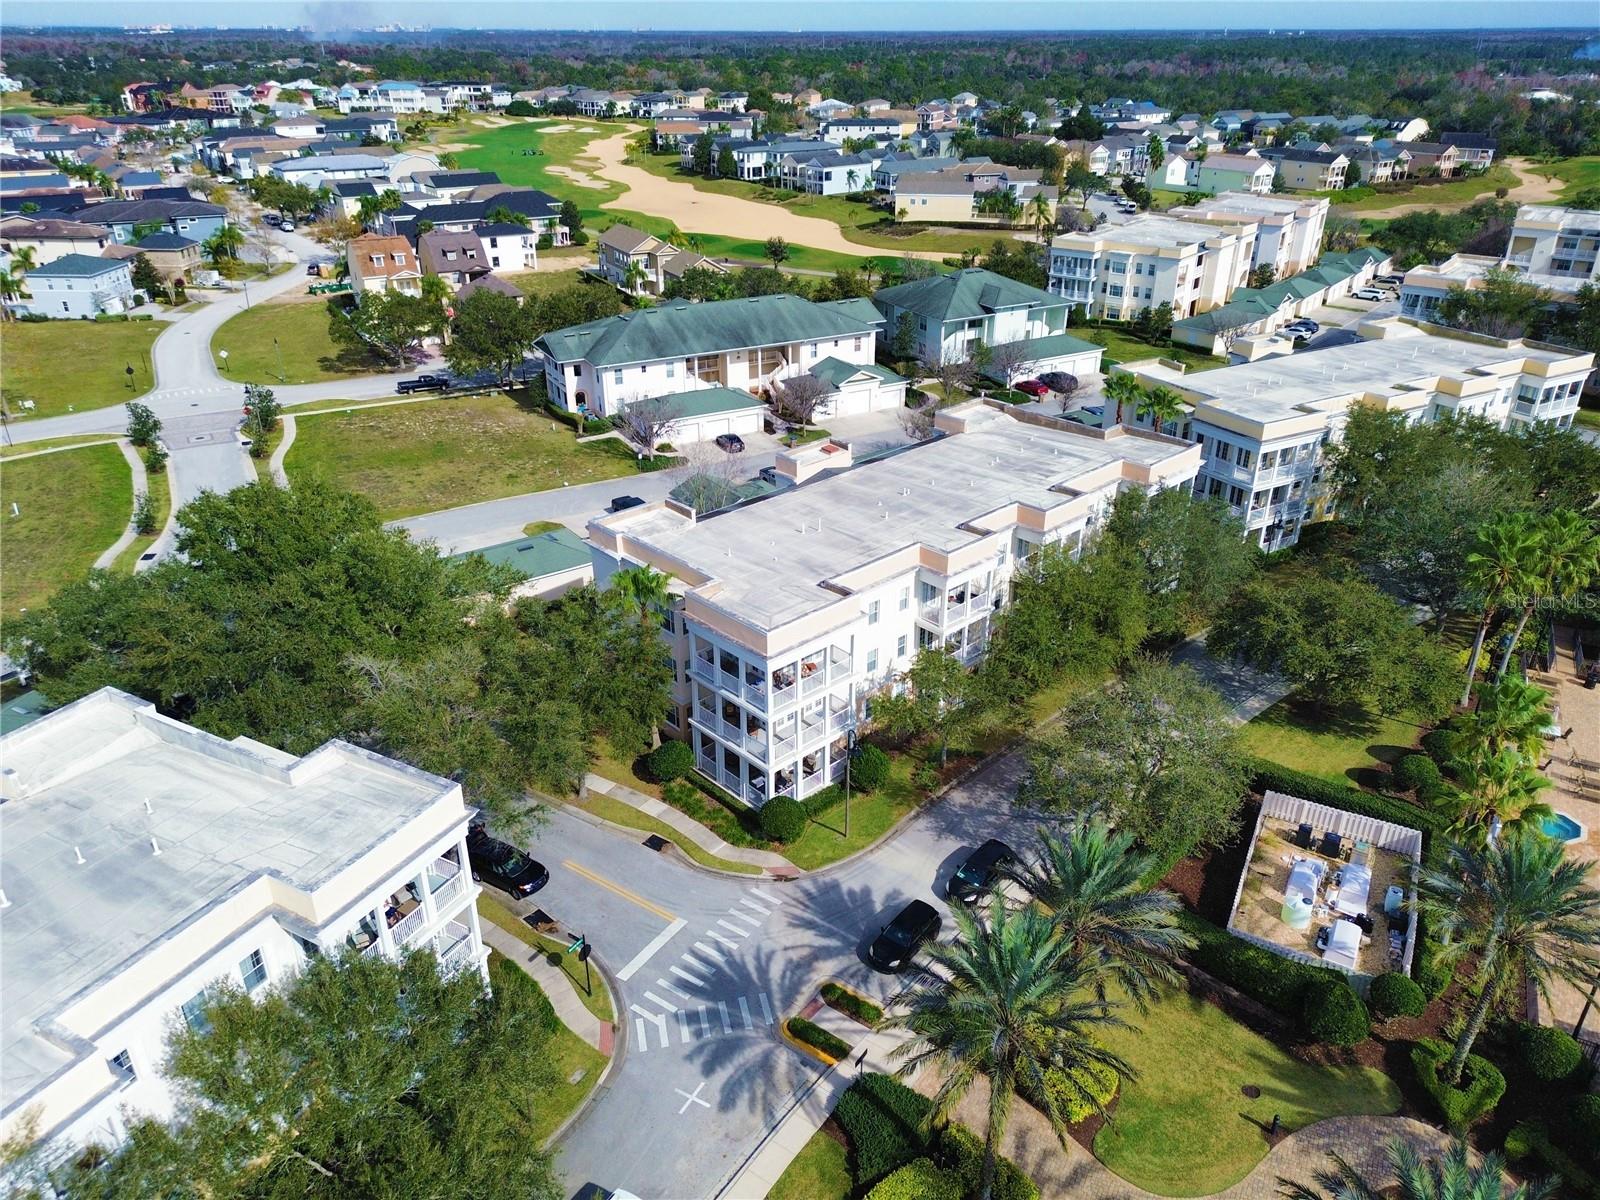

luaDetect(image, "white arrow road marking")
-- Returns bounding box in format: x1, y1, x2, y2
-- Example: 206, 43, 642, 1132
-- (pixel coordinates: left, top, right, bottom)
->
675, 1082, 711, 1113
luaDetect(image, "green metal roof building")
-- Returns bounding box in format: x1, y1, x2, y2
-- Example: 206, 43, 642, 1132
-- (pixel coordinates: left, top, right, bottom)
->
451, 528, 593, 597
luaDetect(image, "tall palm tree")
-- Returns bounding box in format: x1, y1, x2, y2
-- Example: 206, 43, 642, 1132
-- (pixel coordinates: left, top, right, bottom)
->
609, 563, 671, 625
8, 245, 37, 285
1494, 509, 1600, 680
884, 898, 1135, 1200
1446, 746, 1555, 843
1281, 1137, 1557, 1200
1029, 189, 1055, 244
1460, 512, 1542, 706
1417, 833, 1600, 1084
1134, 384, 1186, 435
203, 224, 245, 264
622, 259, 649, 295
0, 268, 22, 319
1452, 676, 1552, 765
1008, 819, 1194, 1011
1102, 371, 1145, 427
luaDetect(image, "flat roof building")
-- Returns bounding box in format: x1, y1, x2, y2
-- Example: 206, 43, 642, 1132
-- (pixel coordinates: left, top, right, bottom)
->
0, 688, 488, 1157
1167, 190, 1330, 279
1049, 213, 1256, 321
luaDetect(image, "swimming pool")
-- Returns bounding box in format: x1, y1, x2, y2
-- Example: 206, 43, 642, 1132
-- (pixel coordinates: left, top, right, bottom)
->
1541, 811, 1585, 843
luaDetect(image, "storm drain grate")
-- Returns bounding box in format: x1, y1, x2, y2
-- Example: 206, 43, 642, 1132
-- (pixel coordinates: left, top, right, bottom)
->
643, 835, 671, 852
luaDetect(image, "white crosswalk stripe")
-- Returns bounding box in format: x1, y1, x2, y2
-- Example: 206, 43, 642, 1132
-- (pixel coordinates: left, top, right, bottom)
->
707, 929, 741, 950
723, 909, 759, 929
656, 978, 693, 1001
643, 989, 680, 1013
714, 919, 750, 938
628, 991, 774, 1049
738, 897, 771, 916
670, 964, 707, 988
749, 886, 785, 906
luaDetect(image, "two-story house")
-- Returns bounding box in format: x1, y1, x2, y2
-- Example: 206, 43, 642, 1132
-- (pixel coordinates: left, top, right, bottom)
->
418, 228, 490, 291
346, 232, 423, 299
1257, 147, 1349, 191
595, 225, 727, 297
8, 252, 136, 318
1168, 192, 1330, 279
1194, 152, 1276, 196
0, 214, 110, 264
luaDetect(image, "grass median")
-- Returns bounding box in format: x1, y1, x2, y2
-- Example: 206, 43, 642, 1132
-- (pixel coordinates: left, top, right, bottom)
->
476, 893, 615, 1024
0, 320, 158, 420
0, 443, 132, 615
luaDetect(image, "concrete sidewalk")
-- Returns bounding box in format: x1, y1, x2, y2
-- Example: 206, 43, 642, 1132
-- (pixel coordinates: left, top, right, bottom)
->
583, 773, 799, 876
479, 919, 612, 1054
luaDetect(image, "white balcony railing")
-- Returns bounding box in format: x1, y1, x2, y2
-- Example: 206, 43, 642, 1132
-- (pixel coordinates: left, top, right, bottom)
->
431, 869, 468, 910
690, 656, 716, 684
391, 903, 427, 947
436, 923, 477, 976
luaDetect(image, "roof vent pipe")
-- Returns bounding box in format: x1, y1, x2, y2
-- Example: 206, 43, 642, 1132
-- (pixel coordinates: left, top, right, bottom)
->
74, 847, 86, 865
151, 838, 162, 857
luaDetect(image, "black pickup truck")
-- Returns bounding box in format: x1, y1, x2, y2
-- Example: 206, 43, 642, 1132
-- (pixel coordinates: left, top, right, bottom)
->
396, 374, 450, 395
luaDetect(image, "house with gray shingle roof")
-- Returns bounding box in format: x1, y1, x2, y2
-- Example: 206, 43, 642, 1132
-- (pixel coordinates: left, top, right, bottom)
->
9, 252, 137, 318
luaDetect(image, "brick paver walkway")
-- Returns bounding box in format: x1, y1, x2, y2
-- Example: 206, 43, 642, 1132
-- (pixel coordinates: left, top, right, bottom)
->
912, 1070, 1453, 1200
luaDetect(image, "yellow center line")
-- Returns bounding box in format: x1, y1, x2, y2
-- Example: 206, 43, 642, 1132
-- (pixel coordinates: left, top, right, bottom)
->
561, 859, 677, 923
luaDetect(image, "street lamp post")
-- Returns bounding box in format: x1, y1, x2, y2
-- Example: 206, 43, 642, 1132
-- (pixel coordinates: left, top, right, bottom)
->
274, 337, 285, 383
843, 728, 856, 840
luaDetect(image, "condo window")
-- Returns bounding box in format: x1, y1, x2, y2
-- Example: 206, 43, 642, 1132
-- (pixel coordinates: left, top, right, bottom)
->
899, 587, 910, 611
866, 651, 879, 674
867, 599, 881, 625
181, 990, 213, 1034
897, 635, 908, 656
240, 948, 267, 993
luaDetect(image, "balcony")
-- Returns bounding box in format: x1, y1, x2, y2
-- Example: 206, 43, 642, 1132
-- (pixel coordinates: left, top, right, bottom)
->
428, 856, 468, 909
435, 922, 477, 976
690, 655, 716, 684
390, 901, 427, 947
769, 672, 798, 711
828, 706, 855, 735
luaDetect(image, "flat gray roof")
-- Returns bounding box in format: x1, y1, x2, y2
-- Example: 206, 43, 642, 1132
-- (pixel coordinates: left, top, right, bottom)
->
0, 688, 457, 1114
1056, 213, 1230, 252
612, 406, 1188, 631
1137, 322, 1575, 426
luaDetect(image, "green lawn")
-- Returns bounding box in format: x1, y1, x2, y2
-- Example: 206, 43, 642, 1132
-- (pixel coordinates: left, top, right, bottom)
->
1574, 406, 1600, 432
572, 792, 763, 875
768, 1128, 851, 1200
0, 444, 132, 615
1, 320, 159, 420
1091, 988, 1402, 1196
476, 894, 615, 1024
784, 752, 929, 871
1, 435, 120, 458
1085, 326, 1228, 373
1238, 697, 1428, 787
1522, 155, 1600, 201
110, 462, 171, 573
1329, 164, 1520, 214
503, 266, 590, 298
282, 391, 641, 520
211, 298, 387, 384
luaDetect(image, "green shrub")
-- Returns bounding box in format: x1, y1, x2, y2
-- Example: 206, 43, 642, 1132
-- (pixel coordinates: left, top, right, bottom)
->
835, 1072, 933, 1188
486, 952, 560, 1037
785, 1016, 850, 1060
1179, 912, 1342, 1017
937, 1125, 1039, 1200
1248, 760, 1443, 839
912, 763, 941, 793
1569, 1094, 1600, 1149
1022, 1060, 1121, 1124
1420, 728, 1457, 769
821, 981, 883, 1026
1411, 1037, 1506, 1132
646, 740, 695, 782
1505, 1119, 1600, 1195
1517, 1022, 1583, 1083
851, 744, 892, 792
865, 1159, 962, 1200
759, 796, 806, 843
1303, 980, 1371, 1046
1394, 754, 1442, 794
1368, 972, 1427, 1020
801, 783, 842, 818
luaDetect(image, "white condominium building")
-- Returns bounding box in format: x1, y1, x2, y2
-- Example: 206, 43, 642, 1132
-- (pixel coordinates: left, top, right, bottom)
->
1118, 318, 1595, 551
1049, 214, 1256, 321
587, 403, 1200, 808
1504, 204, 1600, 284
0, 689, 487, 1160
1167, 191, 1330, 280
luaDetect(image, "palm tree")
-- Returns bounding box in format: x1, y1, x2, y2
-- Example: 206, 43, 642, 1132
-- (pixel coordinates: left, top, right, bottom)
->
1134, 384, 1186, 435
622, 259, 649, 295
1452, 676, 1552, 765
1029, 189, 1055, 245
1446, 746, 1554, 843
1102, 371, 1145, 427
1494, 509, 1600, 680
1281, 1137, 1557, 1200
203, 224, 245, 265
1417, 833, 1600, 1084
846, 168, 859, 192
8, 245, 37, 285
609, 563, 671, 625
884, 898, 1135, 1200
0, 268, 23, 319
1008, 819, 1194, 1011
1460, 512, 1542, 706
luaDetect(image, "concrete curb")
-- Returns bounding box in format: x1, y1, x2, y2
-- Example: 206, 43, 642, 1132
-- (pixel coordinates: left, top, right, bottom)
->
557, 797, 772, 881
542, 950, 628, 1151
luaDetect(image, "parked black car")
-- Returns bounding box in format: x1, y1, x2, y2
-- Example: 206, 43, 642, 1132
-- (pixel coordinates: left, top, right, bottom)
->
466, 824, 549, 897
609, 495, 646, 513
714, 433, 746, 453
945, 838, 1019, 904
1037, 372, 1078, 394
867, 899, 942, 971
396, 374, 450, 394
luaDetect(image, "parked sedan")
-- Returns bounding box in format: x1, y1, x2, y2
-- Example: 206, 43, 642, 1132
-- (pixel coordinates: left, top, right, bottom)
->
608, 495, 646, 513
867, 899, 942, 972
1013, 379, 1051, 397
466, 824, 549, 897
714, 432, 746, 453
946, 838, 1019, 905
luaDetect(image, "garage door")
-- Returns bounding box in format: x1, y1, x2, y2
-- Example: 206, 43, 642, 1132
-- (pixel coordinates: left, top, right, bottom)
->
695, 417, 731, 440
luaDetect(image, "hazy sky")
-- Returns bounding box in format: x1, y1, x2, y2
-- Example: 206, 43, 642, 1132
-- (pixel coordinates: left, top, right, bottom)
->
4, 0, 1598, 32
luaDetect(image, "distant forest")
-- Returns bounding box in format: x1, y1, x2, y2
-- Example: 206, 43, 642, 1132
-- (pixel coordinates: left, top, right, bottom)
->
6, 27, 1600, 154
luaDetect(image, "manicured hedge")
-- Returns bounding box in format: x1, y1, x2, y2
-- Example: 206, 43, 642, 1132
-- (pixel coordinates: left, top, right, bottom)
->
1369, 972, 1427, 1019
865, 1159, 962, 1200
938, 1124, 1040, 1200
786, 1016, 850, 1061
1420, 728, 1457, 769
821, 981, 883, 1026
1516, 1021, 1584, 1083
835, 1073, 936, 1188
1411, 1037, 1506, 1132
646, 740, 695, 782
759, 796, 806, 843
1303, 981, 1371, 1046
1179, 911, 1343, 1018
1248, 758, 1444, 838
851, 744, 892, 792
1394, 754, 1441, 794
1505, 1120, 1600, 1196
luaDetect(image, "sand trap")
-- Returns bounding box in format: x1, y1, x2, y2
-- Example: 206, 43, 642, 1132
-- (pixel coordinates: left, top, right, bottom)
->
546, 164, 608, 190
583, 129, 943, 260
538, 123, 575, 133
575, 125, 600, 133
1339, 156, 1567, 218
432, 141, 476, 153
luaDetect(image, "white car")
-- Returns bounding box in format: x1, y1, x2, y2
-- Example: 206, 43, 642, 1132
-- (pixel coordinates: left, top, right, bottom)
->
1351, 287, 1386, 301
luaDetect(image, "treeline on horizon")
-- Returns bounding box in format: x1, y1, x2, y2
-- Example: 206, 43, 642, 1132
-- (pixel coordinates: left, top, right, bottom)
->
7, 28, 1600, 155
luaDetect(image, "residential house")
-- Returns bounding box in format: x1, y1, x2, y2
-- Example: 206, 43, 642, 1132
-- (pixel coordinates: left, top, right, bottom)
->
1336, 140, 1411, 184
718, 91, 749, 113
103, 231, 202, 285
179, 83, 251, 113
323, 114, 402, 144
535, 292, 889, 420
269, 153, 393, 190
1153, 153, 1197, 190
1120, 318, 1594, 549
418, 228, 490, 291
872, 267, 1104, 382
476, 222, 541, 273
1392, 141, 1460, 178
8, 253, 136, 318
692, 136, 820, 182
270, 114, 326, 139
916, 102, 961, 133
630, 93, 679, 117
1049, 214, 1256, 321
1168, 192, 1330, 278
821, 117, 903, 145
892, 163, 1056, 225
777, 148, 883, 195
0, 214, 111, 264
454, 273, 526, 304
325, 180, 379, 220
1384, 116, 1431, 143
1195, 152, 1276, 196
1091, 98, 1172, 124
1439, 132, 1498, 169
857, 98, 892, 114
0, 687, 487, 1160
371, 81, 427, 115
65, 198, 228, 245
346, 232, 423, 299
586, 401, 1199, 799
403, 170, 503, 200
1257, 146, 1349, 191
807, 98, 854, 120
596, 225, 726, 297
793, 89, 823, 109
384, 189, 567, 245
871, 155, 974, 191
